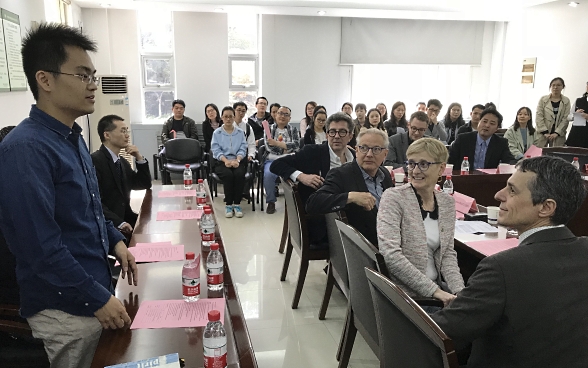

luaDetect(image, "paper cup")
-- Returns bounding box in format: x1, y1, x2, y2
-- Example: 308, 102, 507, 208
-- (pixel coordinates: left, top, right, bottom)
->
394, 172, 405, 184
487, 206, 500, 225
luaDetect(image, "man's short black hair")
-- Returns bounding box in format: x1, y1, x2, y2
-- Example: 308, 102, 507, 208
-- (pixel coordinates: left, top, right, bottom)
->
22, 23, 97, 100
480, 108, 504, 127
355, 103, 367, 112
0, 126, 16, 143
409, 111, 429, 124
472, 104, 485, 111
255, 97, 268, 105
233, 101, 248, 110
427, 99, 443, 109
279, 106, 292, 113
98, 114, 124, 142
269, 102, 281, 111
172, 99, 185, 108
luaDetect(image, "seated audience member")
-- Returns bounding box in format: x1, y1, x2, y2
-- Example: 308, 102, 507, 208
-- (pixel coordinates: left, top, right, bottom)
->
161, 99, 198, 143
350, 103, 367, 147
376, 102, 388, 122
384, 101, 408, 136
440, 102, 465, 145
248, 96, 272, 140
416, 102, 427, 112
91, 115, 152, 234
364, 108, 386, 132
211, 106, 248, 218
449, 108, 516, 170
384, 111, 428, 169
341, 102, 354, 116
271, 112, 355, 243
299, 101, 317, 135
504, 107, 539, 160
303, 109, 327, 145
425, 99, 448, 142
565, 83, 588, 148
433, 156, 588, 367
233, 102, 256, 161
268, 102, 281, 126
457, 104, 485, 136
378, 138, 464, 305
262, 106, 300, 214
306, 128, 393, 246
202, 103, 222, 153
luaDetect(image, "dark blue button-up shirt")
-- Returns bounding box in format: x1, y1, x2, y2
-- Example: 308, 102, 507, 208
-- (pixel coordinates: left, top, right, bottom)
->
0, 106, 125, 318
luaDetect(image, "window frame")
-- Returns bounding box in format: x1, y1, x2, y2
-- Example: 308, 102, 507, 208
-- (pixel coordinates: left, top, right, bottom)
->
141, 54, 175, 89
228, 54, 258, 91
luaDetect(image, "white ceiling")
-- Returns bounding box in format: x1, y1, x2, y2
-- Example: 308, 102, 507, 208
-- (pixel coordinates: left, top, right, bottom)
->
73, 0, 565, 21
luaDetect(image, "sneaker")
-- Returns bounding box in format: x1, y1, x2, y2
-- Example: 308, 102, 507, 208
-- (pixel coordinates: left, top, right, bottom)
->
233, 205, 243, 218
266, 202, 276, 214
225, 205, 234, 218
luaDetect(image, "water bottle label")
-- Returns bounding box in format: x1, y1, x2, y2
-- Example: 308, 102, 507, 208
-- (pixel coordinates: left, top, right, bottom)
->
196, 194, 207, 205
204, 344, 227, 368
184, 179, 193, 186
201, 226, 215, 241
443, 188, 454, 195
182, 276, 200, 297
460, 170, 469, 175
207, 265, 224, 285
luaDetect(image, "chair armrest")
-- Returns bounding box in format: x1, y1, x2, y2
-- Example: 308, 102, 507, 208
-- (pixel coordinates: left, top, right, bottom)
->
0, 304, 20, 317
414, 298, 444, 308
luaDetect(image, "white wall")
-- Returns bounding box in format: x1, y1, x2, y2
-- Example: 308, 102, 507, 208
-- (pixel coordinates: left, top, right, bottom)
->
262, 14, 352, 121
173, 11, 229, 123
0, 0, 45, 128
499, 2, 588, 128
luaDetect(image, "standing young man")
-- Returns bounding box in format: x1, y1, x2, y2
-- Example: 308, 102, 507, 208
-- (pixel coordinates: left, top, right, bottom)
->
0, 24, 138, 368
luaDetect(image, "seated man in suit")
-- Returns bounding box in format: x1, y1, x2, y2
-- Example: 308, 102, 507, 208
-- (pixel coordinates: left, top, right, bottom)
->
432, 156, 588, 367
306, 128, 393, 246
449, 108, 516, 170
270, 112, 356, 243
91, 115, 152, 235
384, 111, 428, 169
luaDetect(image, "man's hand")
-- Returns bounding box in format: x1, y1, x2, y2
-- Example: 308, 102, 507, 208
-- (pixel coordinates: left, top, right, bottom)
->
347, 192, 376, 211
125, 145, 143, 160
298, 173, 324, 190
119, 223, 133, 234
267, 138, 286, 149
113, 241, 138, 286
547, 133, 558, 142
433, 288, 457, 307
94, 295, 132, 329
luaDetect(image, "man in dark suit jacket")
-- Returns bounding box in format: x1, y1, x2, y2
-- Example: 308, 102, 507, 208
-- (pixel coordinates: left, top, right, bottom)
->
306, 128, 394, 246
449, 108, 516, 170
384, 111, 428, 169
432, 156, 588, 368
91, 115, 152, 235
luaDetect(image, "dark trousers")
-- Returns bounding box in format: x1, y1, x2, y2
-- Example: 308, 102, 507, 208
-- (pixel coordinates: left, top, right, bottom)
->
215, 160, 247, 205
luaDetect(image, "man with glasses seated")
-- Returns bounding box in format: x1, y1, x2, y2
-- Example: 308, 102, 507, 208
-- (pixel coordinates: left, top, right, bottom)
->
425, 99, 448, 142
384, 111, 429, 170
306, 128, 393, 246
270, 113, 355, 244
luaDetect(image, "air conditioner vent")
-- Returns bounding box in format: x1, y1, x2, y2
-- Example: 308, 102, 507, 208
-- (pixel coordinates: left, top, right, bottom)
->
101, 76, 127, 94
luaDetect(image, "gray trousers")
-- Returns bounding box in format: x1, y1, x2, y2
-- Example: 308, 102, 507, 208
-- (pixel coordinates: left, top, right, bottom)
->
27, 309, 103, 368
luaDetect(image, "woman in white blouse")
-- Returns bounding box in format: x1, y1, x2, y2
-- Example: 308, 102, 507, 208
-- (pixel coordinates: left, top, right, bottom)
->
504, 107, 539, 160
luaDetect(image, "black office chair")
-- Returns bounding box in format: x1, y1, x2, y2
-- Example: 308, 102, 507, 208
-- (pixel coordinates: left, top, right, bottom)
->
207, 151, 257, 211
365, 268, 460, 368
160, 138, 203, 184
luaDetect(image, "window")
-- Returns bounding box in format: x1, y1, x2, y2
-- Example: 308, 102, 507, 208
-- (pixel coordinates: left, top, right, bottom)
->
58, 0, 71, 25
228, 14, 259, 116
139, 10, 174, 123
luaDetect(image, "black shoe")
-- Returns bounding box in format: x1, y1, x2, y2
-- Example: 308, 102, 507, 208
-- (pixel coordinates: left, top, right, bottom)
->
274, 187, 280, 198
266, 202, 276, 214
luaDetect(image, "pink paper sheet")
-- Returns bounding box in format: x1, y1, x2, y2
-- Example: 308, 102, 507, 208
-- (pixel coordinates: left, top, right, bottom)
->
135, 242, 173, 247
455, 211, 465, 220
524, 145, 542, 158
157, 190, 197, 198
129, 245, 185, 263
262, 120, 272, 138
453, 191, 477, 214
156, 210, 203, 221
131, 298, 226, 329
477, 168, 497, 174
466, 238, 518, 257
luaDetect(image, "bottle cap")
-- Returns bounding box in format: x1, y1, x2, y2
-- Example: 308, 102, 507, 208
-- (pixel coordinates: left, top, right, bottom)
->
204, 205, 211, 211
185, 252, 195, 260
446, 175, 452, 179
204, 208, 212, 214
463, 156, 468, 160
574, 157, 579, 160
208, 309, 220, 322
210, 243, 219, 251
185, 164, 190, 168
198, 179, 204, 183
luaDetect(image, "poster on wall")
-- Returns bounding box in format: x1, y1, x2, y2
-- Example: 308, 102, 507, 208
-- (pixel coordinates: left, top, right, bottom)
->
521, 57, 537, 87
0, 12, 10, 92
2, 8, 26, 91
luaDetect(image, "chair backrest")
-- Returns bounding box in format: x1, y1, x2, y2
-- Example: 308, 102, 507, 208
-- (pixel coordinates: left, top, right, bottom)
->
365, 268, 460, 368
164, 138, 202, 162
336, 219, 385, 353
282, 179, 308, 251
325, 212, 349, 296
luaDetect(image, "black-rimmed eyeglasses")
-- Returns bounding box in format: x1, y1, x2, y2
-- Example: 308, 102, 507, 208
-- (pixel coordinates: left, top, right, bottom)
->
44, 71, 100, 85
358, 145, 385, 155
327, 129, 349, 137
405, 160, 443, 171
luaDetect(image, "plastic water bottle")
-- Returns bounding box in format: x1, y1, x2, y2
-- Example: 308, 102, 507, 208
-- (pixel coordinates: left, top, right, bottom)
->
182, 252, 200, 302
207, 243, 224, 292
184, 164, 193, 189
196, 179, 207, 209
443, 175, 454, 195
203, 310, 227, 368
461, 157, 470, 175
201, 208, 216, 251
572, 157, 580, 171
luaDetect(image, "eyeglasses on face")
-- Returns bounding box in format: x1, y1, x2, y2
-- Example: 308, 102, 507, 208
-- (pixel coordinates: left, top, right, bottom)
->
327, 129, 349, 137
428, 107, 440, 114
235, 108, 247, 113
405, 160, 442, 171
45, 71, 100, 85
277, 112, 290, 117
358, 145, 385, 155
410, 127, 427, 133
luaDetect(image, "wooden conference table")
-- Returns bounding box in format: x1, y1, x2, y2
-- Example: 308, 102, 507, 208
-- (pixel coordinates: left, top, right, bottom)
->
91, 184, 257, 368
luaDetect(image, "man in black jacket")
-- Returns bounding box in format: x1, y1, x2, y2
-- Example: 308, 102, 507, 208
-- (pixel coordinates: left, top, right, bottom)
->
161, 99, 198, 144
306, 128, 393, 246
247, 96, 272, 140
91, 115, 152, 235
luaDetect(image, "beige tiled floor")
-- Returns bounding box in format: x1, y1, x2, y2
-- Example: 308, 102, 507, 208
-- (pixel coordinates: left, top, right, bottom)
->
131, 185, 378, 368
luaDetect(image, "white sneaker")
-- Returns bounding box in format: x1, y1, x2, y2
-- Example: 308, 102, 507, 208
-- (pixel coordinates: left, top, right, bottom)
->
225, 205, 233, 218
233, 205, 243, 218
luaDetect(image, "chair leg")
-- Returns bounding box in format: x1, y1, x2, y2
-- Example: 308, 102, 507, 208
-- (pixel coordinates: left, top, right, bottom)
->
337, 307, 356, 368
291, 254, 309, 310
280, 236, 293, 282
278, 209, 288, 254
260, 168, 265, 211
318, 261, 335, 320
214, 180, 218, 197
336, 304, 351, 361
